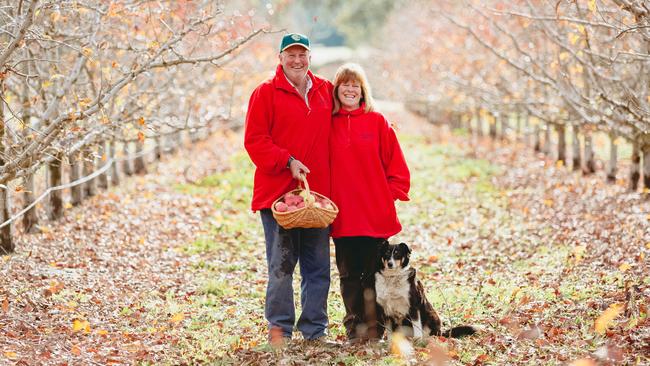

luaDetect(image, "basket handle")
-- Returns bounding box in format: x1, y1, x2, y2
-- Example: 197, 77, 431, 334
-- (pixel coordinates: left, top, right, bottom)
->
299, 173, 311, 196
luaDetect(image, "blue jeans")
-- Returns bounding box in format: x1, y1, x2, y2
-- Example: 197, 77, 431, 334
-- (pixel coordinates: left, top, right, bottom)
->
260, 209, 330, 340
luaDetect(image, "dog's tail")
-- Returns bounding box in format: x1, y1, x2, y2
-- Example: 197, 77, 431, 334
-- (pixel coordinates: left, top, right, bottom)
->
441, 325, 478, 338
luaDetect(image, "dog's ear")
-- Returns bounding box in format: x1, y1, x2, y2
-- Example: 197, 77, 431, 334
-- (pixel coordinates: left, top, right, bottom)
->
380, 240, 390, 251
399, 243, 411, 267
376, 240, 389, 270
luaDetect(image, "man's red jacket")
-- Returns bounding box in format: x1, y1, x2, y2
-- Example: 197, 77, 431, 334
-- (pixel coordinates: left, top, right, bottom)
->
244, 65, 333, 211
329, 105, 410, 239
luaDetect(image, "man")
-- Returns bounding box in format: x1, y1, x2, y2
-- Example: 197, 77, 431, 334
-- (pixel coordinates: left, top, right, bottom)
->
244, 33, 333, 344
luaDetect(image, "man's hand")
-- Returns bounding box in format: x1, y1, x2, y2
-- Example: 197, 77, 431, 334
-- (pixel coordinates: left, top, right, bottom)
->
289, 159, 310, 180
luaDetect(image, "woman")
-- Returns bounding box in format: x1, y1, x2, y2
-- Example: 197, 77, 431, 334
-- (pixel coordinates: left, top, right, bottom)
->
329, 63, 410, 343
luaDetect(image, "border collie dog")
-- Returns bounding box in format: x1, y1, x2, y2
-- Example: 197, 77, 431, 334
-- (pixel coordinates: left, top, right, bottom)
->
374, 241, 477, 338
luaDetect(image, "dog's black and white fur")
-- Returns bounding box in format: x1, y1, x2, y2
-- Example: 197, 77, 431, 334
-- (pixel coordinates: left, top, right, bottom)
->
374, 241, 477, 338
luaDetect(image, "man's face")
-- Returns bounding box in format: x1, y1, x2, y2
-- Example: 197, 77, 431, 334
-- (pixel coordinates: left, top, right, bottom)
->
279, 45, 310, 82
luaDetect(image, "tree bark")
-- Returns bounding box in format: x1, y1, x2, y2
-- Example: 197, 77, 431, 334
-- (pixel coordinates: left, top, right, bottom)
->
83, 147, 97, 198
543, 123, 551, 156
109, 139, 119, 186
489, 113, 497, 139
48, 155, 64, 221
515, 112, 522, 141
122, 142, 133, 176
0, 185, 12, 253
477, 112, 484, 137
583, 132, 596, 175
643, 143, 650, 193
533, 124, 541, 152
133, 140, 147, 174
556, 124, 566, 165
69, 151, 83, 206
501, 113, 510, 140
630, 140, 640, 191
572, 125, 581, 171
21, 75, 38, 233
606, 133, 618, 183
523, 113, 530, 146
155, 136, 163, 161
22, 174, 38, 233
0, 82, 14, 252
97, 140, 109, 190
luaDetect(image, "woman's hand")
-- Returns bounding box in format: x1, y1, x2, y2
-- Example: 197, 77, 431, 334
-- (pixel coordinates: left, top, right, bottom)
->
289, 159, 310, 180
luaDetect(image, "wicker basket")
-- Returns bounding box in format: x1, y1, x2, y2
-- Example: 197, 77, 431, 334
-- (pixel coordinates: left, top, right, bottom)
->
271, 175, 339, 229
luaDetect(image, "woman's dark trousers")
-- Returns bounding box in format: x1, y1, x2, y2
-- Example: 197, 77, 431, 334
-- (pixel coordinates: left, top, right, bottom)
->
334, 236, 385, 341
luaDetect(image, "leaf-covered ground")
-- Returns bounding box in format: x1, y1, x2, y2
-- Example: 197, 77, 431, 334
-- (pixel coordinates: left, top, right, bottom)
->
1, 106, 648, 365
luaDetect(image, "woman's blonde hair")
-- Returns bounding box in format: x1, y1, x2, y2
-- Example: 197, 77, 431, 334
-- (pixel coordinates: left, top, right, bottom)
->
332, 63, 375, 114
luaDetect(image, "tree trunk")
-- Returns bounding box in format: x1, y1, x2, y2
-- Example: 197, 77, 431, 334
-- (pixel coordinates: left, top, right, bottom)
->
133, 140, 147, 174
22, 174, 38, 233
534, 124, 541, 152
477, 112, 484, 137
69, 151, 83, 206
155, 136, 163, 161
543, 123, 551, 156
572, 125, 581, 171
489, 114, 497, 139
97, 140, 109, 190
583, 132, 596, 175
515, 112, 522, 141
556, 124, 566, 165
167, 131, 178, 154
109, 139, 120, 186
501, 113, 510, 140
523, 114, 530, 146
122, 142, 133, 176
606, 133, 618, 183
643, 143, 650, 193
83, 147, 97, 198
0, 184, 12, 253
48, 155, 64, 221
630, 140, 640, 191
21, 78, 38, 233
0, 82, 13, 252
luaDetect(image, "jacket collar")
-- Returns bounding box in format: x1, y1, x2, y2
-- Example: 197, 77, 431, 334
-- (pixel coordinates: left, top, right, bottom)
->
336, 103, 366, 116
273, 64, 323, 93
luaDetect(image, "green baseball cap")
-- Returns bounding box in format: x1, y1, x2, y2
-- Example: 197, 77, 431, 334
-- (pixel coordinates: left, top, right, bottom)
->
280, 33, 310, 52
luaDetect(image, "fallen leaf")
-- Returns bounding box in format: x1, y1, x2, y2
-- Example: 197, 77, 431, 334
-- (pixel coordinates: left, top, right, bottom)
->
390, 332, 414, 359
3, 351, 17, 360
72, 319, 91, 333
71, 345, 81, 356
619, 263, 631, 272
595, 303, 623, 334
1, 298, 8, 312
170, 313, 185, 324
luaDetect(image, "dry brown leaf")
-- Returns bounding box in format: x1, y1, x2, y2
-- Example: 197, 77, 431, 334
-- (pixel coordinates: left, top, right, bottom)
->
594, 303, 623, 334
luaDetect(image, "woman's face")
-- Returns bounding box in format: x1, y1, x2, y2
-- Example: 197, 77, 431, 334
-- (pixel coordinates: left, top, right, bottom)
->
337, 79, 361, 111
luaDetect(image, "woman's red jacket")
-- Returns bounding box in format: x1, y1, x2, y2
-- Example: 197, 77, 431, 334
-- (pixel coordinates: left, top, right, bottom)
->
329, 105, 410, 239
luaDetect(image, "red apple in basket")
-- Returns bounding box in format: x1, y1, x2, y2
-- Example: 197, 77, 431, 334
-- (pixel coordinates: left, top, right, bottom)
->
275, 201, 288, 212
287, 205, 298, 212
297, 201, 305, 209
